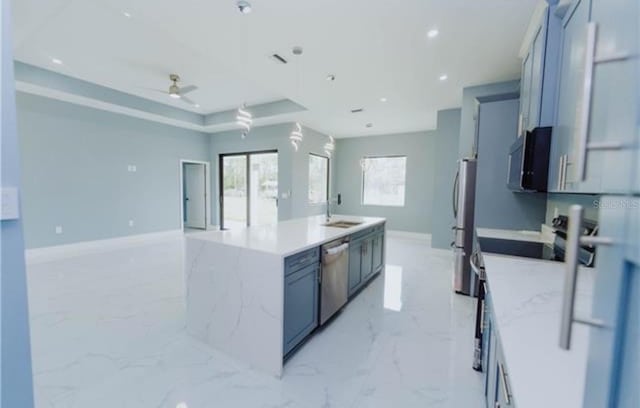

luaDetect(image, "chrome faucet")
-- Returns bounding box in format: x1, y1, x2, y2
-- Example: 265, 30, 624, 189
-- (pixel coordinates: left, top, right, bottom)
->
326, 193, 341, 221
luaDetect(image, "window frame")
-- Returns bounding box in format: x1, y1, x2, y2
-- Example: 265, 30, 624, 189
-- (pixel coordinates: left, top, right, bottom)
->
308, 153, 330, 205
360, 155, 407, 207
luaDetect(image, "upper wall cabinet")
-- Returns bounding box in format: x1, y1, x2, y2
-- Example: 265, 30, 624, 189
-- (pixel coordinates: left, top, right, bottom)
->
549, 0, 639, 194
518, 5, 562, 137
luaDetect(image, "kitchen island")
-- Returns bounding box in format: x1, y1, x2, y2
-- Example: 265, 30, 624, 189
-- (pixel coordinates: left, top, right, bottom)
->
185, 215, 386, 377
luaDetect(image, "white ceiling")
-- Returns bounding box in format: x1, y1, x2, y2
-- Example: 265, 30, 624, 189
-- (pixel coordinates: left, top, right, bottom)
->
12, 0, 538, 137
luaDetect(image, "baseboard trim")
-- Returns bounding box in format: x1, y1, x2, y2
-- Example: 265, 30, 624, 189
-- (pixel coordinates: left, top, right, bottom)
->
387, 230, 431, 242
25, 229, 183, 264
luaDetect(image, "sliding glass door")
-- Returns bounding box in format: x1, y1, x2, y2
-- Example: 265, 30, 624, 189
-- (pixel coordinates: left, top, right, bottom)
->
220, 151, 278, 229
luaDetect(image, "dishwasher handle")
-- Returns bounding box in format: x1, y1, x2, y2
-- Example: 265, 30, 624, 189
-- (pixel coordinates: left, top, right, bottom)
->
324, 243, 349, 256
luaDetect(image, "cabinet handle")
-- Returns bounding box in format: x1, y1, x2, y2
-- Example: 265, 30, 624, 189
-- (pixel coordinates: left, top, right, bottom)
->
560, 154, 568, 190
517, 113, 523, 137
560, 205, 584, 349
557, 155, 563, 190
560, 205, 610, 350
498, 363, 512, 405
575, 22, 597, 182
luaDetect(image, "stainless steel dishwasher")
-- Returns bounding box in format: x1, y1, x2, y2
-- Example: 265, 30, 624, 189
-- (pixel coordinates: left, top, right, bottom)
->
320, 238, 350, 325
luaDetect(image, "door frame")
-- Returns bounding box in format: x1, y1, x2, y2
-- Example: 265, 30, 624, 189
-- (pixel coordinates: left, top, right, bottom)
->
219, 149, 278, 230
179, 159, 211, 230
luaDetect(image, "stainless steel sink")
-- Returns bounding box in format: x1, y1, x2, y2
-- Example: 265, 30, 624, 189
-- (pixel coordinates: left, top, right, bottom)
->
322, 220, 363, 229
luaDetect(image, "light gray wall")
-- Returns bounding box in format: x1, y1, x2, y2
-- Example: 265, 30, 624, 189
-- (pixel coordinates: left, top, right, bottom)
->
474, 97, 547, 230
209, 123, 335, 224
16, 93, 210, 249
334, 131, 437, 233
458, 80, 520, 158
430, 109, 462, 249
2, 1, 35, 404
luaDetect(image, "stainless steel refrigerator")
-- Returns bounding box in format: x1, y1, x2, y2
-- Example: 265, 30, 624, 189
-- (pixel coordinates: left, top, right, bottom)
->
452, 158, 477, 297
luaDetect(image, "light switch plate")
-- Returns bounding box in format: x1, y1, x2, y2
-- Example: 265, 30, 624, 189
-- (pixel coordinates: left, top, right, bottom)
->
1, 187, 20, 220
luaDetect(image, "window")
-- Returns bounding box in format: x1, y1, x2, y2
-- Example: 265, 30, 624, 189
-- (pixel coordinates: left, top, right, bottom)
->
308, 154, 329, 204
362, 156, 407, 206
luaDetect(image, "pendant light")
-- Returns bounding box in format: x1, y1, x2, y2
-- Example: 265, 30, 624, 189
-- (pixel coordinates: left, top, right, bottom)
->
324, 135, 335, 157
236, 104, 253, 138
289, 46, 304, 151
290, 122, 303, 151
323, 74, 336, 157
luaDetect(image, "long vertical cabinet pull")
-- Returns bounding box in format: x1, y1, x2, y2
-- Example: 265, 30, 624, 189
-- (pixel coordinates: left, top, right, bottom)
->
574, 22, 598, 182
560, 205, 611, 350
498, 363, 512, 405
559, 205, 584, 349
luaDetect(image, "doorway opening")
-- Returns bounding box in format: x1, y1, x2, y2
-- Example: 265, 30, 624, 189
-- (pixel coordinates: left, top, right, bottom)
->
180, 160, 211, 231
219, 150, 278, 230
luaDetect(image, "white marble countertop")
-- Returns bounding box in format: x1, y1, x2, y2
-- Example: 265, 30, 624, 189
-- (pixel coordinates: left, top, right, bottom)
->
186, 214, 386, 257
477, 226, 554, 244
483, 254, 594, 408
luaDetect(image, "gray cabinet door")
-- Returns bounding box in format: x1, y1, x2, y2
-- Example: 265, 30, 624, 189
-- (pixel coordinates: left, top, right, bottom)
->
519, 51, 533, 135
583, 197, 639, 407
348, 240, 362, 296
486, 317, 499, 408
372, 233, 384, 273
553, 0, 591, 192
579, 0, 639, 194
283, 263, 319, 355
528, 23, 546, 130
361, 238, 374, 282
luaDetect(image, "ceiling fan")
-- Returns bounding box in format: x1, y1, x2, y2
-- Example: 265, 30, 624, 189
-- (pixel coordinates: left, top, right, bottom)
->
152, 74, 199, 106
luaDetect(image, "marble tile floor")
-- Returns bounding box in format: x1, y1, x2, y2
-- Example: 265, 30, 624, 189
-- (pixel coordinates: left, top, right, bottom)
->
27, 236, 484, 408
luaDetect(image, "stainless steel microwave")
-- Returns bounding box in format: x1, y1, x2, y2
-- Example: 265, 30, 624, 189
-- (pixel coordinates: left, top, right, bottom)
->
507, 127, 552, 192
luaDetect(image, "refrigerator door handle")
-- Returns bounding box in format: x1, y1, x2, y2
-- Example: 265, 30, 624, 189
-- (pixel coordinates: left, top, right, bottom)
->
452, 169, 460, 218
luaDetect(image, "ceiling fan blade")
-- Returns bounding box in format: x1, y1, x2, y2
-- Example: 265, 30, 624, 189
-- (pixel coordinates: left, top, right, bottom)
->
180, 85, 198, 94
140, 86, 170, 95
180, 95, 197, 106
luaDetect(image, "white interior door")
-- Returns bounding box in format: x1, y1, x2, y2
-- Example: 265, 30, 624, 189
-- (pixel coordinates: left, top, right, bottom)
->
184, 163, 206, 229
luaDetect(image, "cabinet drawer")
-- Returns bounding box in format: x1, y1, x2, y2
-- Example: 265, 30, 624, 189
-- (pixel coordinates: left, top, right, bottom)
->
285, 247, 320, 275
351, 227, 375, 242
351, 223, 384, 242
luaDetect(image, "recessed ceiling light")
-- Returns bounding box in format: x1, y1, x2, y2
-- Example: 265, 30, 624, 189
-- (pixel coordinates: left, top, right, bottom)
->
237, 1, 252, 14
194, 104, 200, 108
380, 97, 387, 102
439, 74, 448, 81
123, 11, 132, 18
427, 29, 439, 38
51, 58, 63, 65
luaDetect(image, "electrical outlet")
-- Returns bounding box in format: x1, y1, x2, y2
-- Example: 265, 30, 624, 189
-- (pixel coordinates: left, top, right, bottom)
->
128, 220, 134, 227
55, 226, 63, 234
127, 165, 137, 172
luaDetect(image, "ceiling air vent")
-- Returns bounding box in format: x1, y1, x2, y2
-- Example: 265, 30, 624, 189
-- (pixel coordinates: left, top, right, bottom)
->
351, 108, 364, 113
270, 53, 288, 64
